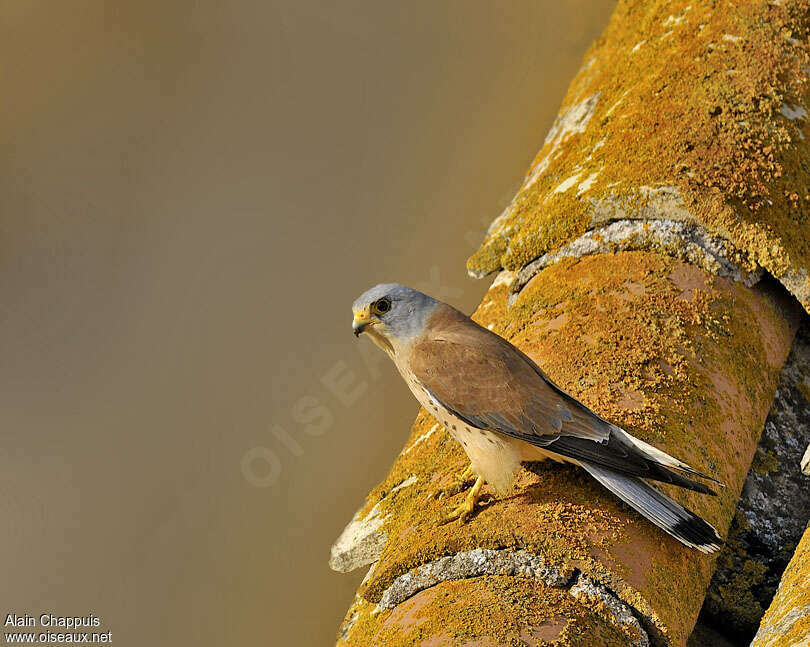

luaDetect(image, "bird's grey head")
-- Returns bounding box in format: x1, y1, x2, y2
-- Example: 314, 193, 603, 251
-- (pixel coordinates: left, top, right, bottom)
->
352, 284, 438, 353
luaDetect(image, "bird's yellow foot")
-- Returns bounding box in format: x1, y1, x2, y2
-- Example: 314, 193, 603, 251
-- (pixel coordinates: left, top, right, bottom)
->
439, 476, 484, 525
436, 465, 476, 500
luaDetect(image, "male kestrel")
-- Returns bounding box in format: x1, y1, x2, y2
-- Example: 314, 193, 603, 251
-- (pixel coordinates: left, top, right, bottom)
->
352, 283, 722, 552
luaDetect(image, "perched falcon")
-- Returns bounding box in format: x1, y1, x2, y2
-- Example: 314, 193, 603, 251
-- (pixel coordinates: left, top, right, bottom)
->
352, 283, 723, 553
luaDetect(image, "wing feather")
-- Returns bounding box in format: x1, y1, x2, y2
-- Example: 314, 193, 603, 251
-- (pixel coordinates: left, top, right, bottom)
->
409, 326, 611, 445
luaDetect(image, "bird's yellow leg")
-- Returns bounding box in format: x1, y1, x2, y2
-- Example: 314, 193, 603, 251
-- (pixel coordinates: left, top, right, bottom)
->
437, 464, 476, 500
439, 476, 485, 525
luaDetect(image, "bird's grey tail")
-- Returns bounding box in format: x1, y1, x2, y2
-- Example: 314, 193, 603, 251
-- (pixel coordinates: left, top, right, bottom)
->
580, 461, 722, 553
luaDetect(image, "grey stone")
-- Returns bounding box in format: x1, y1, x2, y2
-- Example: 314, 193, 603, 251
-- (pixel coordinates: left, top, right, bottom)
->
377, 547, 570, 609
589, 186, 696, 227
570, 573, 650, 647
329, 475, 418, 573
328, 500, 389, 574
509, 218, 761, 305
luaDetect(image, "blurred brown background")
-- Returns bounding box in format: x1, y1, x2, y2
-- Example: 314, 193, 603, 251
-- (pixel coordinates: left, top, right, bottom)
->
0, 1, 615, 645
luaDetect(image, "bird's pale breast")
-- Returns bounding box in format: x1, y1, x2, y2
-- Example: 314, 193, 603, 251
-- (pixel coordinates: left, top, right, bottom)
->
397, 365, 523, 495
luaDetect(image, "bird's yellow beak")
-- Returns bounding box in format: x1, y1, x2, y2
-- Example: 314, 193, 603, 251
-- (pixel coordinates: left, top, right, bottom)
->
352, 309, 375, 337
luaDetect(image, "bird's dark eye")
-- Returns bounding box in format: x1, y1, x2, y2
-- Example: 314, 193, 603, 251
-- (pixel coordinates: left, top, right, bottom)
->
374, 298, 391, 314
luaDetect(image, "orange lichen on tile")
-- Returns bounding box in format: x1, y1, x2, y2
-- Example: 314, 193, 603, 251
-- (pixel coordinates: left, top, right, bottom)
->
467, 0, 810, 312
750, 524, 810, 647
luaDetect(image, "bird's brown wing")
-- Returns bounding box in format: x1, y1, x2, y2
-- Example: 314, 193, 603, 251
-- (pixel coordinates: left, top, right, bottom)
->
409, 326, 612, 445
409, 319, 716, 494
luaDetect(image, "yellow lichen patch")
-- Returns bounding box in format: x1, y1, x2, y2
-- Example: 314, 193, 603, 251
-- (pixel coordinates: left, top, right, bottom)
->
751, 448, 779, 475
341, 577, 629, 647
703, 509, 773, 635
467, 0, 810, 312
751, 524, 810, 647
716, 558, 769, 629
349, 252, 796, 647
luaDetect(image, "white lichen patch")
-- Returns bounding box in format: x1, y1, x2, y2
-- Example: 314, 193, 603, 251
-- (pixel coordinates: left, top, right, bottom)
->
723, 33, 741, 43
490, 269, 516, 289
604, 91, 629, 118
780, 102, 808, 120
631, 40, 646, 54
404, 424, 441, 454
524, 93, 600, 189
553, 171, 584, 194
577, 170, 601, 196
390, 474, 418, 492
329, 475, 418, 573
